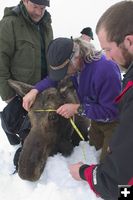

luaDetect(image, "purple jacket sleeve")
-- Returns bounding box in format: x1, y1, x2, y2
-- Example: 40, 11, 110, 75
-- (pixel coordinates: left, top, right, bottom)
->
34, 76, 58, 92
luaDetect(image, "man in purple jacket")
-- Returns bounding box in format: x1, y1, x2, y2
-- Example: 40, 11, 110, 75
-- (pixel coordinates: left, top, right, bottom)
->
23, 37, 121, 162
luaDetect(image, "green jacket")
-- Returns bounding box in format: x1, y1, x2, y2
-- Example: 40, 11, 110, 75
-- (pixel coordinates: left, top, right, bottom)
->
0, 3, 53, 101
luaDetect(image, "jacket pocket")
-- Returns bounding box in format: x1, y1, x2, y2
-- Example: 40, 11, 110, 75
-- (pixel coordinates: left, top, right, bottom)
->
11, 40, 36, 81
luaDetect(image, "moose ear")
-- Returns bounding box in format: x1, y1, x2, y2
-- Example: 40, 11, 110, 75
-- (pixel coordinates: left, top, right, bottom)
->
8, 79, 33, 97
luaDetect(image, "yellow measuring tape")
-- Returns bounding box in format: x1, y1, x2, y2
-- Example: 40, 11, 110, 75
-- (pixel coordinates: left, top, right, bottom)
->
34, 109, 87, 161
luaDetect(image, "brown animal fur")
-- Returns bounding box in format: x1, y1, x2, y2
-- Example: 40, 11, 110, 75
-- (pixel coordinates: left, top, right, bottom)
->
57, 76, 90, 146
8, 80, 74, 181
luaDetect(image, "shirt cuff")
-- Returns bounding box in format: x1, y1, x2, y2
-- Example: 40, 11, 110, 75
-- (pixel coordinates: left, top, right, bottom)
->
79, 164, 90, 180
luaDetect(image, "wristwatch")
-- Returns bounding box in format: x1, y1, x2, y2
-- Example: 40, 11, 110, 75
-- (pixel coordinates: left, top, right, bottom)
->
77, 105, 84, 116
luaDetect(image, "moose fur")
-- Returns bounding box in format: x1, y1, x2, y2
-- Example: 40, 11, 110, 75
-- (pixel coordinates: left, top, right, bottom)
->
8, 77, 90, 181
8, 80, 74, 181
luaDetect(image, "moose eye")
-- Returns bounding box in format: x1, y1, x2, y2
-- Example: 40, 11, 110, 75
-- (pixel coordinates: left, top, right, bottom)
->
48, 112, 59, 121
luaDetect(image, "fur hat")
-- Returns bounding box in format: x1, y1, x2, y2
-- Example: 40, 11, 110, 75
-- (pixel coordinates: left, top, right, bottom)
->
47, 38, 74, 81
30, 0, 50, 6
81, 27, 94, 40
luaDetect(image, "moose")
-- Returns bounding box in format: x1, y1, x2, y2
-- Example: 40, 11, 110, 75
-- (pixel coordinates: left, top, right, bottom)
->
8, 77, 90, 181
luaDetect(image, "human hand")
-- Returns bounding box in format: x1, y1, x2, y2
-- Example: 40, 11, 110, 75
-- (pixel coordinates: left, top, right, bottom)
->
23, 89, 38, 111
56, 103, 80, 118
68, 162, 84, 181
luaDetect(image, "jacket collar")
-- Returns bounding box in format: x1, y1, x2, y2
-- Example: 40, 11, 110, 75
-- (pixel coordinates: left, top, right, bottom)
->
122, 61, 133, 87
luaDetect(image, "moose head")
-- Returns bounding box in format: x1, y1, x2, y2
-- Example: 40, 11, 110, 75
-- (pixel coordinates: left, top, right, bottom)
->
8, 80, 74, 181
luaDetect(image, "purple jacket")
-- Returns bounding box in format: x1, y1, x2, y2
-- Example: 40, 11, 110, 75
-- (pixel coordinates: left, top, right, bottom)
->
34, 55, 121, 122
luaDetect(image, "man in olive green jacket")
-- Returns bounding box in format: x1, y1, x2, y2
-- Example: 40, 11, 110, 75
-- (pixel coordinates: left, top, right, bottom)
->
0, 0, 53, 102
0, 0, 53, 145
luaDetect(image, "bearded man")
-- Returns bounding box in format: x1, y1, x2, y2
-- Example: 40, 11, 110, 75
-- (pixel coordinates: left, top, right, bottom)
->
69, 1, 133, 200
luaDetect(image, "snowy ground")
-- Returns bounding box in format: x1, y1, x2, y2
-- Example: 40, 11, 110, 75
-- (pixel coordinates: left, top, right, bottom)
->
0, 99, 103, 200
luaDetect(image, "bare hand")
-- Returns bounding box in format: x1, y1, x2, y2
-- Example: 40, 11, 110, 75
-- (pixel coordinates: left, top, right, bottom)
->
23, 89, 38, 111
68, 162, 84, 181
56, 103, 80, 118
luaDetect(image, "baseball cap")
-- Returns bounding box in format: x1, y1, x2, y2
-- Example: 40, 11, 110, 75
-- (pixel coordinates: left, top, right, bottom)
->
30, 0, 50, 6
47, 38, 74, 81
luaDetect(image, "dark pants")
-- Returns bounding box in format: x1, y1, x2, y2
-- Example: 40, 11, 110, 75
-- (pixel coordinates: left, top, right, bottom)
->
89, 120, 119, 161
0, 96, 30, 145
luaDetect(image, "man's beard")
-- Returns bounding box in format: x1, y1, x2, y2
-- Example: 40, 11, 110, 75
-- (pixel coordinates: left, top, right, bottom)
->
120, 44, 133, 69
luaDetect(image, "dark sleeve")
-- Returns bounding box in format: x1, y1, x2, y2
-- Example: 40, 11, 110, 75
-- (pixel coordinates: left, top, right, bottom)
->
79, 163, 118, 199
89, 89, 133, 200
79, 164, 100, 196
